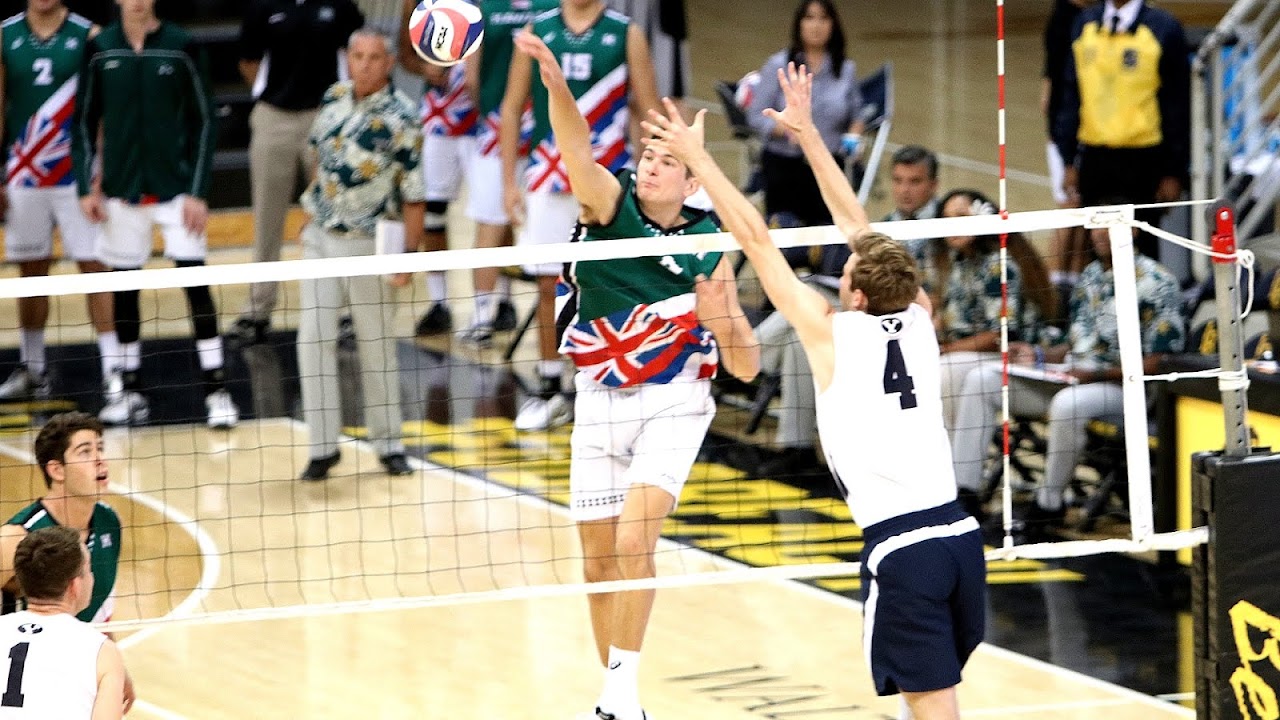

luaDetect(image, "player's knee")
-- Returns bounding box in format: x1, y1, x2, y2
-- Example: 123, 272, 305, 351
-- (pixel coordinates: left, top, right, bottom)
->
582, 554, 620, 584
613, 528, 656, 579
425, 200, 449, 234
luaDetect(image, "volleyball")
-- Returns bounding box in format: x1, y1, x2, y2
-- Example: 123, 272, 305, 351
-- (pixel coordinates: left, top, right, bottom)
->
408, 0, 485, 67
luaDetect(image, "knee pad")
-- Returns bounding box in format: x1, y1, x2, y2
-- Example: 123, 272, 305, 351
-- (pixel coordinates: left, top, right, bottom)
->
175, 263, 219, 340
113, 288, 141, 344
425, 200, 449, 234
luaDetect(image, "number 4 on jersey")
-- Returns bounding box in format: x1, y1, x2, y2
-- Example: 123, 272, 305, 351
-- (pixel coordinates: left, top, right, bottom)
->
882, 339, 917, 410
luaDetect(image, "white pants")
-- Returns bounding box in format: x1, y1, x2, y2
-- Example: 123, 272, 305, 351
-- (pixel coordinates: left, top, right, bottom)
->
4, 185, 99, 262
519, 191, 580, 276
97, 195, 206, 269
569, 374, 714, 521
296, 224, 405, 459
423, 133, 476, 202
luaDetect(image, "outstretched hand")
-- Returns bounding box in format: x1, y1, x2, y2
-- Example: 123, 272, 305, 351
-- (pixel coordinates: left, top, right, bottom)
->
640, 97, 707, 164
763, 62, 815, 137
513, 30, 566, 92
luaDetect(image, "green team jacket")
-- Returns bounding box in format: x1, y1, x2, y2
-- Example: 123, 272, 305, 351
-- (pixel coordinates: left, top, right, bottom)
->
71, 21, 216, 201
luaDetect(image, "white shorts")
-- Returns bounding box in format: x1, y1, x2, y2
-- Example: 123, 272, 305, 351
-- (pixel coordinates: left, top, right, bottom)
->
465, 152, 520, 226
1046, 141, 1069, 206
4, 185, 99, 263
98, 195, 207, 269
423, 133, 476, 202
519, 190, 580, 276
569, 374, 715, 521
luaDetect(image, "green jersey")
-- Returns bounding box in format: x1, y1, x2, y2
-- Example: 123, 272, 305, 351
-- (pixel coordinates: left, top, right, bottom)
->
559, 170, 722, 388
524, 6, 630, 192
0, 11, 93, 188
5, 501, 121, 624
477, 0, 556, 116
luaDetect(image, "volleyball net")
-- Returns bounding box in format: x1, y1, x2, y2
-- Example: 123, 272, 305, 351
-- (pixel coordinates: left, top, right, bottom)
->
0, 202, 1259, 633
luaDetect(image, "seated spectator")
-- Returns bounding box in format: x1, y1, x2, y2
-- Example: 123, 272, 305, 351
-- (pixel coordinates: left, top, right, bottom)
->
949, 222, 1185, 528
929, 189, 1058, 430
747, 0, 863, 228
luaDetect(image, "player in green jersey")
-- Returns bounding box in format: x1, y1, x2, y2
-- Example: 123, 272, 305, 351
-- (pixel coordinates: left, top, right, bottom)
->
516, 30, 758, 720
0, 411, 134, 712
0, 1, 119, 409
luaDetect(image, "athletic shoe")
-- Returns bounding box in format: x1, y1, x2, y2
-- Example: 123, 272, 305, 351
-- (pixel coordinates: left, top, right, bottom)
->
99, 374, 149, 425
493, 299, 518, 331
225, 316, 270, 345
380, 453, 413, 476
338, 315, 357, 352
514, 393, 573, 432
300, 451, 341, 481
0, 365, 50, 401
205, 389, 239, 429
415, 303, 453, 336
455, 320, 495, 349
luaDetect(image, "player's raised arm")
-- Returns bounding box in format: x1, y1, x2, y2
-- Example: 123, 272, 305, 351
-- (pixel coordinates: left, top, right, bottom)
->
512, 31, 620, 224
499, 27, 534, 224
643, 100, 831, 350
764, 62, 869, 242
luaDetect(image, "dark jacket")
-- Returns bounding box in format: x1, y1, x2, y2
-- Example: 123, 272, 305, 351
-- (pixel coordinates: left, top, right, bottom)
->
72, 21, 216, 201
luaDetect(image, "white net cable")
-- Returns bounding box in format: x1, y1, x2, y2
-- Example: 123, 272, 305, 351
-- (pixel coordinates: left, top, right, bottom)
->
0, 202, 1240, 634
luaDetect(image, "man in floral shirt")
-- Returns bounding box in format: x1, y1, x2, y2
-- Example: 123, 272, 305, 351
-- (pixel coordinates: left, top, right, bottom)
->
296, 29, 424, 481
949, 223, 1184, 528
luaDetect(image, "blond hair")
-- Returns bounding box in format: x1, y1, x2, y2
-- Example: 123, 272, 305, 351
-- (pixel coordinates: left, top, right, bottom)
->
849, 232, 920, 314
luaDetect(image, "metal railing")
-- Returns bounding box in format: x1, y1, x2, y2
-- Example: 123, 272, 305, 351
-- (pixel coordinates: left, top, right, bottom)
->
1191, 0, 1280, 250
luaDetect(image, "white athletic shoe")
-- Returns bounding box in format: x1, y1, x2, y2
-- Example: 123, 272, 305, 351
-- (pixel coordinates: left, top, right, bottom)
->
99, 374, 149, 425
205, 389, 239, 429
514, 393, 573, 432
0, 365, 50, 401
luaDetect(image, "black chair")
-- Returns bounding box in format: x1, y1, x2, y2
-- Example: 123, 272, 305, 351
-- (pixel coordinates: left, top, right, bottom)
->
713, 77, 763, 194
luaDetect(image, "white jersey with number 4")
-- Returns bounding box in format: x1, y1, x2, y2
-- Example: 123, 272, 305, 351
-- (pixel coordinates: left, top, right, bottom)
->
816, 304, 958, 528
0, 611, 103, 718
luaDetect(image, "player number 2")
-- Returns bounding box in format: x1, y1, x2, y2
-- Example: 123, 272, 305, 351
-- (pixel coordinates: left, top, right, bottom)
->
1, 642, 29, 708
31, 58, 53, 87
882, 339, 917, 410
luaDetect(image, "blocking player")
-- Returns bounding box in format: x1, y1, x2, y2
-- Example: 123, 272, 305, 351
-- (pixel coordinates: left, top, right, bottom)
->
0, 0, 118, 406
71, 0, 239, 428
0, 527, 128, 719
0, 412, 134, 712
500, 0, 661, 430
646, 63, 985, 720
515, 30, 759, 720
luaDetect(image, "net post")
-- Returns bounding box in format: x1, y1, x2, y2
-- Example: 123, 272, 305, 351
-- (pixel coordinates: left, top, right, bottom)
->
1209, 203, 1252, 458
1101, 207, 1155, 543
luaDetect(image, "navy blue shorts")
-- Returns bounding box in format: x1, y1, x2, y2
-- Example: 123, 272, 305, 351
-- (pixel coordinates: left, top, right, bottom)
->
859, 501, 987, 696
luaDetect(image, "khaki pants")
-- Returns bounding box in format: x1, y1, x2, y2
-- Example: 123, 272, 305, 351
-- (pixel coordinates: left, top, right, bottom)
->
243, 102, 318, 320
296, 224, 404, 459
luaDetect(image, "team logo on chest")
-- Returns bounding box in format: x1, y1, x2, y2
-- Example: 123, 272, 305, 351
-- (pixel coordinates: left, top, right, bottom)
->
881, 317, 904, 335
65, 37, 78, 50
101, 534, 113, 549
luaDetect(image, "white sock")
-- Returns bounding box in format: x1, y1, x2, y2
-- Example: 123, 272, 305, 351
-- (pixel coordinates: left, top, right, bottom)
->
97, 332, 121, 378
426, 272, 447, 303
598, 646, 641, 717
1036, 488, 1063, 512
537, 359, 562, 380
473, 293, 497, 325
121, 342, 142, 372
19, 329, 45, 375
195, 337, 224, 371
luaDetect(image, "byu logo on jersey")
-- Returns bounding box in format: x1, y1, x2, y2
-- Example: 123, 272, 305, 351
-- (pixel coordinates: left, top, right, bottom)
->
880, 317, 904, 335
16, 623, 42, 635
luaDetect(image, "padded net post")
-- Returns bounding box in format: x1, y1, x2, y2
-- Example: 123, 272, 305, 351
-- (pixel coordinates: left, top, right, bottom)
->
1192, 451, 1280, 720
1209, 203, 1252, 458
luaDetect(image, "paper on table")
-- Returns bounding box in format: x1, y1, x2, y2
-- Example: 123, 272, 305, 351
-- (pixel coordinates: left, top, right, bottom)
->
1005, 363, 1079, 385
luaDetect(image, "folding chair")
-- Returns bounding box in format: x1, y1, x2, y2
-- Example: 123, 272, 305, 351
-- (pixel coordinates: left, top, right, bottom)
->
854, 62, 894, 205
713, 77, 763, 193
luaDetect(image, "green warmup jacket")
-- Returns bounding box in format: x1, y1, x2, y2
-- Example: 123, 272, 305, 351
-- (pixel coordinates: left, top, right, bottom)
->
71, 21, 216, 201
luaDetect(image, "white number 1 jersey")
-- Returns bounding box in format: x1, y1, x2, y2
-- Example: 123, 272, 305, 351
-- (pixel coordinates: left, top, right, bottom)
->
815, 304, 959, 528
0, 611, 103, 718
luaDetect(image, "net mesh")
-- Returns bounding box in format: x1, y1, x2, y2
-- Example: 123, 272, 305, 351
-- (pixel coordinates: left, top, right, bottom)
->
0, 204, 1240, 633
